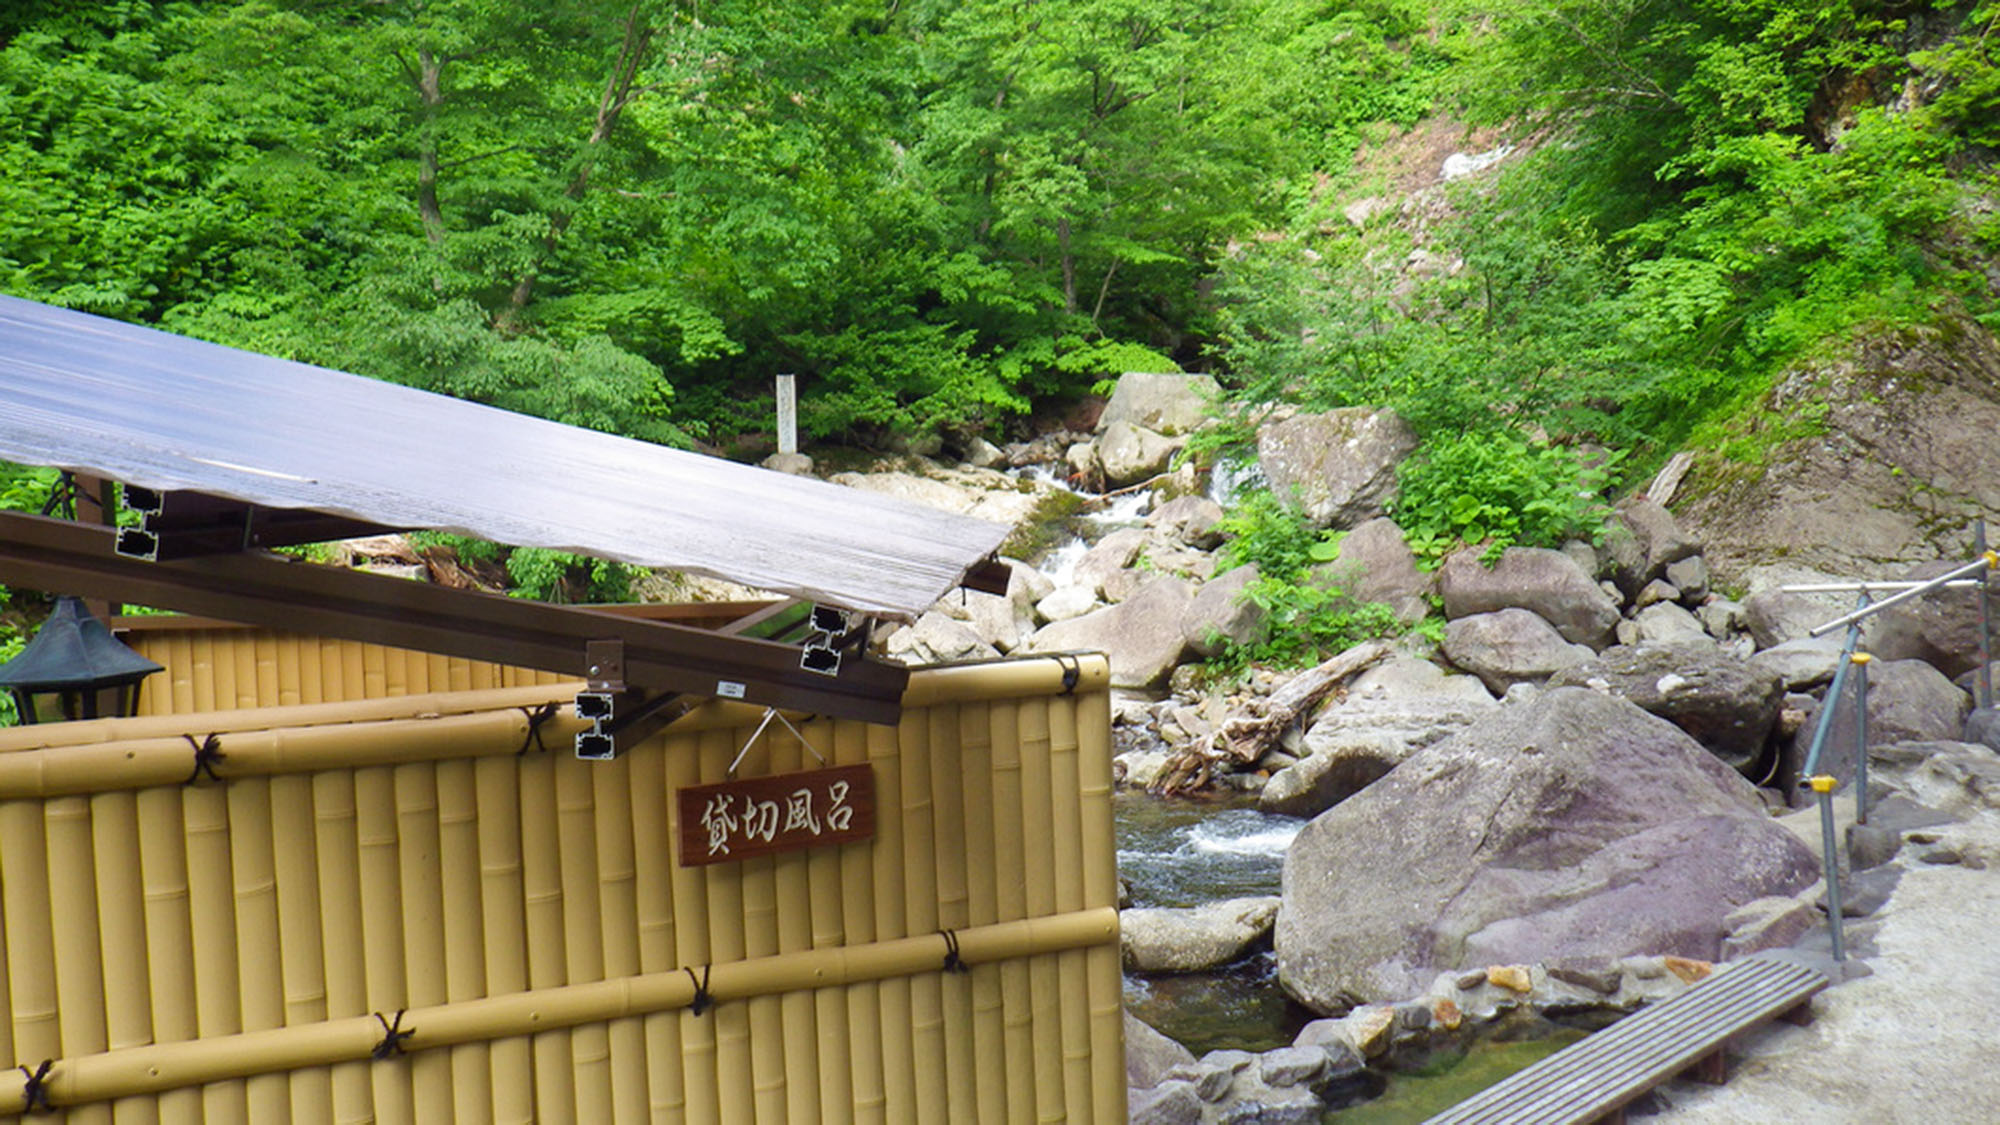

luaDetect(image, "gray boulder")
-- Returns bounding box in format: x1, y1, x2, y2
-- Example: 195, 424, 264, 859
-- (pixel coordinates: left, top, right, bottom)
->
883, 612, 1000, 666
1624, 602, 1708, 645
1441, 608, 1595, 696
1255, 408, 1418, 529
1022, 576, 1195, 689
1440, 547, 1621, 649
1865, 658, 1973, 744
940, 560, 1040, 653
1870, 560, 1998, 678
1128, 1081, 1203, 1125
1309, 517, 1434, 625
1547, 642, 1785, 770
1099, 373, 1221, 436
1073, 527, 1147, 600
1126, 1011, 1197, 1090
1614, 498, 1702, 591
1181, 564, 1268, 658
1748, 636, 1848, 691
1121, 896, 1282, 972
1099, 420, 1180, 487
1148, 495, 1226, 549
1037, 585, 1099, 623
1275, 688, 1819, 1010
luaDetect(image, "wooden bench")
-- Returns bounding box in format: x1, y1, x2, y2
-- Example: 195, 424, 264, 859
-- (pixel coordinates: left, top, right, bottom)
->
1423, 956, 1830, 1125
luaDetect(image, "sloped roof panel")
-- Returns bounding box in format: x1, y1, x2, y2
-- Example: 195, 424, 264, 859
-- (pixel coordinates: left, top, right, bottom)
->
0, 295, 1011, 619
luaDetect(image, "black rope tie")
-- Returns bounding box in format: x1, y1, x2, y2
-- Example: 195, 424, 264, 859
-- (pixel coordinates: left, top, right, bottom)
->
684, 965, 714, 1016
18, 1059, 52, 1114
1054, 654, 1080, 694
516, 702, 560, 756
371, 1010, 414, 1060
940, 929, 971, 975
183, 733, 225, 786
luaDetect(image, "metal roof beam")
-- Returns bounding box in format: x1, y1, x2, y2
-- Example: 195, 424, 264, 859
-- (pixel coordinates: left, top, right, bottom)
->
0, 512, 908, 724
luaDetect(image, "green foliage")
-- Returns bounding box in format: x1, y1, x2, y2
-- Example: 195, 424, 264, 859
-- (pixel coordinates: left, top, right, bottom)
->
503, 547, 639, 605
1209, 577, 1404, 673
1213, 489, 1342, 583
1392, 432, 1620, 564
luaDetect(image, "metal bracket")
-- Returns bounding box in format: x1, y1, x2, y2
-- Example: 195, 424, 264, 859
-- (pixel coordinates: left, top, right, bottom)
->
574, 689, 695, 760
585, 639, 626, 692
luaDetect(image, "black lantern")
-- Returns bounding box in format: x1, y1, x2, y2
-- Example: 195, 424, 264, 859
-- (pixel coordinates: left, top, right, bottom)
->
0, 597, 163, 724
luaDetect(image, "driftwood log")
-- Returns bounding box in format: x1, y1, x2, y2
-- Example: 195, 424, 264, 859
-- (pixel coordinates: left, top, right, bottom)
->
1154, 639, 1394, 794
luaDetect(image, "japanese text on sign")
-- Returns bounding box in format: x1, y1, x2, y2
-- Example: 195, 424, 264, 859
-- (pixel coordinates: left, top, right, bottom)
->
676, 763, 875, 866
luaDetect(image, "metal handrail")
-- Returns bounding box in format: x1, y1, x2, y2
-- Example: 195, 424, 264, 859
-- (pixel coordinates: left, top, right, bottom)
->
1806, 551, 1999, 638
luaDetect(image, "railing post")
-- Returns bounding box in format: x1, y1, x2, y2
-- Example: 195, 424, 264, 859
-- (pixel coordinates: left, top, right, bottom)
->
1811, 775, 1846, 963
1800, 593, 1867, 782
1852, 652, 1871, 826
1978, 520, 1993, 712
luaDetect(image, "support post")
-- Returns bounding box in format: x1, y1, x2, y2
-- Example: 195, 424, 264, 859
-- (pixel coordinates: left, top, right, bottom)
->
1979, 520, 1993, 711
775, 374, 797, 456
1812, 776, 1846, 962
1852, 653, 1871, 826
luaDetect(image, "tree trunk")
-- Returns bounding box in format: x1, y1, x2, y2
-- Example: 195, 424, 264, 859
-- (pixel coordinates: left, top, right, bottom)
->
1058, 216, 1077, 314
415, 49, 446, 247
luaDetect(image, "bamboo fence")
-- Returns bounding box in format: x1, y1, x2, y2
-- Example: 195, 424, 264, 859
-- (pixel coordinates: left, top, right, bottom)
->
0, 632, 1121, 1123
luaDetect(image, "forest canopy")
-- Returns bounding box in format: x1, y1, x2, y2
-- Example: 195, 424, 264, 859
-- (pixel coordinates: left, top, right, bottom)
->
3, 0, 1996, 463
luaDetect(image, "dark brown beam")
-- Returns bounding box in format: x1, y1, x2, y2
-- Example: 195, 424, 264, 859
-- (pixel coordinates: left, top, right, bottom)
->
962, 556, 1012, 596
0, 512, 907, 724
132, 491, 402, 559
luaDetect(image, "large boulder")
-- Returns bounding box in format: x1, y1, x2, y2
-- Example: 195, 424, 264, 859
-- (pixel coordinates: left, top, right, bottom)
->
1864, 658, 1973, 744
1256, 408, 1418, 529
1275, 688, 1820, 1010
1309, 517, 1435, 625
1869, 560, 1999, 678
1439, 548, 1621, 649
1098, 420, 1180, 487
1612, 499, 1702, 592
1261, 659, 1496, 817
882, 612, 1000, 666
1098, 373, 1222, 436
1147, 495, 1226, 549
937, 559, 1040, 653
1674, 316, 2000, 583
1181, 564, 1268, 658
1072, 527, 1147, 600
1441, 608, 1595, 696
1126, 1012, 1197, 1091
1021, 576, 1195, 689
1547, 642, 1786, 771
1121, 896, 1282, 972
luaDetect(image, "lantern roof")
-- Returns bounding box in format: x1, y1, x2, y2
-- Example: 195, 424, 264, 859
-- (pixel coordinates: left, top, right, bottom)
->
0, 597, 164, 691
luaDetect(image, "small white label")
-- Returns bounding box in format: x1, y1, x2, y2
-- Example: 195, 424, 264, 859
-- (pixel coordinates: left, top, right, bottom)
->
716, 681, 746, 699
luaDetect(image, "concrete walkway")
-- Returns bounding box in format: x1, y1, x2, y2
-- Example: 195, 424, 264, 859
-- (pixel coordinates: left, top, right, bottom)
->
1645, 809, 2000, 1123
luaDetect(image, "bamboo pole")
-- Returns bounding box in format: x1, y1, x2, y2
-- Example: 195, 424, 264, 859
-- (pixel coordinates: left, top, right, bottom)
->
865, 717, 915, 1121
360, 643, 387, 699
0, 910, 1119, 1113
355, 767, 413, 1125
0, 808, 14, 1086
394, 764, 453, 1123
191, 631, 217, 714
668, 728, 719, 1125
591, 753, 650, 1124
629, 734, 686, 1123
1048, 696, 1093, 1118
1017, 700, 1065, 1122
184, 782, 249, 1123
254, 632, 281, 707
927, 704, 975, 1122
1, 803, 58, 1066
91, 790, 158, 1125
339, 639, 363, 707
989, 701, 1033, 1124
831, 717, 882, 1125
954, 700, 1006, 1125
232, 627, 258, 710
900, 707, 946, 1123
46, 796, 114, 1125
474, 755, 534, 1125
137, 788, 201, 1122
897, 657, 1111, 709
0, 708, 591, 799
436, 758, 492, 1125
1073, 679, 1123, 1125
311, 770, 374, 1125
519, 748, 573, 1120
769, 723, 821, 1125
381, 643, 404, 699
554, 754, 615, 1124
278, 633, 303, 709
297, 634, 322, 708
225, 777, 291, 1121
805, 718, 852, 1125
700, 727, 755, 1125
269, 774, 332, 1125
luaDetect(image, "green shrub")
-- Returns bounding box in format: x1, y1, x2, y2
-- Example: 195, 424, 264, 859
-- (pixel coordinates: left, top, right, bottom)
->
1213, 488, 1341, 583
1210, 576, 1403, 674
1392, 431, 1619, 565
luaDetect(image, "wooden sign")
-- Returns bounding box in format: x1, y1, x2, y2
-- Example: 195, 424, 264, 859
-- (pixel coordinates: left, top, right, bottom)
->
678, 763, 874, 866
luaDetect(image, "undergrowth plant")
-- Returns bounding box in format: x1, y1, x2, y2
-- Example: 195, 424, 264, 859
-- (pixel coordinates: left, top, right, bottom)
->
1209, 487, 1404, 673
1391, 430, 1619, 565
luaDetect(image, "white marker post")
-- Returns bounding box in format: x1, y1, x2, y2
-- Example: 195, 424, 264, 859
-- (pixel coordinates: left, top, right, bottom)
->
775, 374, 797, 455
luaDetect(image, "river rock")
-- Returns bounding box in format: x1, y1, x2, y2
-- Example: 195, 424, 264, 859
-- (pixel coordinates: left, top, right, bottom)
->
1181, 564, 1267, 658
1719, 896, 1819, 960
1441, 608, 1595, 695
1098, 372, 1221, 436
940, 560, 1041, 652
1261, 659, 1496, 817
1128, 1081, 1203, 1125
1309, 517, 1434, 624
1547, 641, 1785, 770
1440, 547, 1622, 649
829, 460, 1058, 527
1127, 1011, 1197, 1090
882, 611, 1000, 666
1869, 560, 1999, 678
1099, 420, 1180, 486
1748, 636, 1848, 690
1275, 687, 1820, 1010
1021, 576, 1195, 689
1615, 498, 1702, 590
1626, 602, 1708, 645
1072, 527, 1147, 600
1865, 659, 1973, 743
1121, 896, 1282, 972
1255, 407, 1417, 529
1147, 495, 1226, 549
1036, 585, 1098, 623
